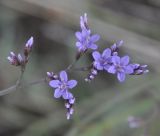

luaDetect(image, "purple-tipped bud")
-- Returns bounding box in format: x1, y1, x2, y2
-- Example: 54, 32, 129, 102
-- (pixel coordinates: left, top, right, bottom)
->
18, 54, 24, 63
110, 40, 123, 55
7, 56, 13, 62
89, 75, 94, 79
46, 72, 58, 80
65, 103, 70, 109
24, 36, 34, 57
7, 52, 21, 66
66, 112, 71, 120
26, 36, 34, 48
10, 52, 16, 57
85, 78, 91, 82
69, 97, 75, 104
69, 108, 74, 115
91, 69, 97, 75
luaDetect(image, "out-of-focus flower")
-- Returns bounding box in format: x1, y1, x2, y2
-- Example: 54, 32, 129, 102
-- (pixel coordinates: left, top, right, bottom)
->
92, 48, 112, 71
49, 71, 77, 99
108, 56, 133, 82
75, 29, 100, 52
127, 116, 142, 128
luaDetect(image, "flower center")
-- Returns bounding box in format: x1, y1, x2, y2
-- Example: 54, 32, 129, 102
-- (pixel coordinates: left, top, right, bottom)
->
100, 57, 108, 66
60, 82, 68, 90
116, 65, 124, 72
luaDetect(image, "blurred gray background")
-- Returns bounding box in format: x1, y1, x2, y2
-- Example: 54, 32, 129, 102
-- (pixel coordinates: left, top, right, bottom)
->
0, 0, 160, 136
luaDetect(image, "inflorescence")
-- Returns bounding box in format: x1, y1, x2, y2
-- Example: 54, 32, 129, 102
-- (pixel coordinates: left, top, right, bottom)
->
7, 13, 149, 120
7, 37, 34, 71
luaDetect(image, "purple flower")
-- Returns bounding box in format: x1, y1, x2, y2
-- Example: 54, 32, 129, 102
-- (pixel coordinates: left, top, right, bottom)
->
75, 29, 100, 52
49, 71, 77, 99
76, 13, 100, 52
92, 48, 112, 71
108, 56, 133, 82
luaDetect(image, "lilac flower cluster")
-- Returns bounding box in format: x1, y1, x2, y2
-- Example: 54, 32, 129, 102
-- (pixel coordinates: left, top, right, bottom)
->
47, 13, 149, 120
7, 37, 34, 68
49, 71, 77, 119
85, 41, 149, 82
75, 13, 100, 53
7, 13, 148, 120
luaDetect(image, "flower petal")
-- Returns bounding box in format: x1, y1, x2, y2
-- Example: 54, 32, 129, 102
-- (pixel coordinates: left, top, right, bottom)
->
60, 71, 68, 81
62, 91, 73, 99
68, 80, 77, 89
49, 80, 60, 88
54, 88, 62, 98
75, 32, 82, 41
111, 56, 120, 65
117, 72, 126, 82
82, 29, 90, 37
94, 62, 103, 70
88, 44, 98, 50
107, 65, 116, 74
125, 65, 133, 74
76, 42, 82, 48
102, 48, 111, 58
121, 56, 130, 66
104, 64, 111, 71
92, 51, 101, 61
90, 34, 100, 42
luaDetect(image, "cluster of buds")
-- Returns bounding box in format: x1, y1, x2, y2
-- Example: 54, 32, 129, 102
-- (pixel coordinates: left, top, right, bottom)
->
7, 37, 34, 67
7, 52, 24, 66
65, 97, 75, 120
130, 64, 149, 75
85, 68, 98, 82
80, 13, 88, 30
46, 72, 58, 81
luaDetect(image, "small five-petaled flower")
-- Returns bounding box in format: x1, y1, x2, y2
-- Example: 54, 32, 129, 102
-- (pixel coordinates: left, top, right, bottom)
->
49, 71, 77, 99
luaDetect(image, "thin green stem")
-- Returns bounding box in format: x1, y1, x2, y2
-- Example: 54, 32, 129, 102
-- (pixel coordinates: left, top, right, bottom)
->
0, 78, 46, 96
66, 50, 88, 71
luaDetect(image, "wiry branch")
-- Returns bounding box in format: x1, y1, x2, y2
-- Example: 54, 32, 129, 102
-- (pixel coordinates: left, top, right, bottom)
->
0, 78, 46, 96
